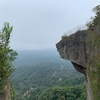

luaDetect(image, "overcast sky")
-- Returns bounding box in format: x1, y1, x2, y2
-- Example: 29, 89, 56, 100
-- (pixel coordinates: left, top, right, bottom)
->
0, 0, 100, 50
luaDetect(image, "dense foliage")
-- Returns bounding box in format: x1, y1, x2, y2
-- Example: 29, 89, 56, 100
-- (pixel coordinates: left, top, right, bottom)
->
38, 85, 86, 100
11, 50, 86, 100
0, 22, 17, 94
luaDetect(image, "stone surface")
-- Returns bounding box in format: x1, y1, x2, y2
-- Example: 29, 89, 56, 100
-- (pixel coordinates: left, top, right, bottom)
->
56, 30, 87, 74
0, 80, 14, 100
56, 30, 95, 100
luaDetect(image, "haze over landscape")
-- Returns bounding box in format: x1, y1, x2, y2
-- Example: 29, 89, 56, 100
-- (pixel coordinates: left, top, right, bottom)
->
0, 0, 100, 50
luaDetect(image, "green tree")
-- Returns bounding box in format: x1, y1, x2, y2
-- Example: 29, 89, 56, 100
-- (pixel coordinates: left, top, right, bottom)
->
0, 22, 17, 93
38, 85, 86, 100
86, 5, 100, 28
92, 5, 100, 25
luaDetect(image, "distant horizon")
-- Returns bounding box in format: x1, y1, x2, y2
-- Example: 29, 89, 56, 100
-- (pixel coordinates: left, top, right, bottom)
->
12, 47, 57, 51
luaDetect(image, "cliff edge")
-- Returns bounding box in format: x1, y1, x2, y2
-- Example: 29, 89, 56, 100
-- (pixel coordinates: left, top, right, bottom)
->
56, 5, 100, 100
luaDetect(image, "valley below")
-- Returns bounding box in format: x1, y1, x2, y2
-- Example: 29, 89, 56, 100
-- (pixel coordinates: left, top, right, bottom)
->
11, 49, 86, 100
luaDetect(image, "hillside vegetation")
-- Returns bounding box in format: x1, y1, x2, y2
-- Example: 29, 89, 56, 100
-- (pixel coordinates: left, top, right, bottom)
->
11, 50, 86, 100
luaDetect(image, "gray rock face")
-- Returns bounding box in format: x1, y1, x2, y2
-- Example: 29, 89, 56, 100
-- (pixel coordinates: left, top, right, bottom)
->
56, 30, 87, 74
56, 30, 95, 100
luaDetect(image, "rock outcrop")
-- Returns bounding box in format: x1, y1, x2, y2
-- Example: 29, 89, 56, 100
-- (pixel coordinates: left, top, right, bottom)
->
0, 80, 15, 100
56, 5, 100, 100
56, 26, 100, 100
56, 30, 87, 74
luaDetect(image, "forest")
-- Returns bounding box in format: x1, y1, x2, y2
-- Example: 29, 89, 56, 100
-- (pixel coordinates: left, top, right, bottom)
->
11, 50, 86, 100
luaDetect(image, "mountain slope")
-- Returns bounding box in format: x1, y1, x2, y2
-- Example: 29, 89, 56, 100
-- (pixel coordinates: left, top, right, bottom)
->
11, 50, 85, 100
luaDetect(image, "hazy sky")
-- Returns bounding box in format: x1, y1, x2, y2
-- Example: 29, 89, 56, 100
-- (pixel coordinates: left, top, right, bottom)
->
0, 0, 100, 50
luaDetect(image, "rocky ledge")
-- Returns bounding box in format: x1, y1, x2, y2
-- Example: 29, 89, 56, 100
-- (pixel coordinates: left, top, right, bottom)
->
56, 30, 87, 75
56, 25, 100, 100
